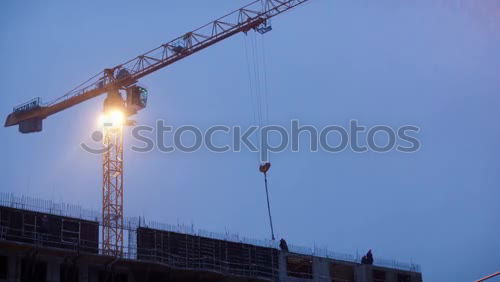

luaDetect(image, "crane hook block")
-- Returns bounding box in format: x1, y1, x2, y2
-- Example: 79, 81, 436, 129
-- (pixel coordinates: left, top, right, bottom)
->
259, 162, 271, 174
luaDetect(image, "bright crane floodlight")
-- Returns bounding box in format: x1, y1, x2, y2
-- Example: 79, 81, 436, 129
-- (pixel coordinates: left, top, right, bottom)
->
99, 110, 124, 128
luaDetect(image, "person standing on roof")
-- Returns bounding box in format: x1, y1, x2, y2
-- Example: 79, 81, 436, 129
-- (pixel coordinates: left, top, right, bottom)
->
366, 249, 374, 265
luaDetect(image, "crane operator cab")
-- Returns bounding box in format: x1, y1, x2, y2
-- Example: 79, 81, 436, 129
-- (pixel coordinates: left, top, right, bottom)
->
102, 85, 147, 116
126, 85, 148, 115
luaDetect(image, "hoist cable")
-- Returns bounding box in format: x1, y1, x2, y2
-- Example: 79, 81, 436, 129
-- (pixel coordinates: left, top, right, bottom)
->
245, 28, 276, 241
244, 36, 257, 131
264, 172, 275, 241
244, 35, 261, 154
251, 33, 264, 130
260, 34, 270, 126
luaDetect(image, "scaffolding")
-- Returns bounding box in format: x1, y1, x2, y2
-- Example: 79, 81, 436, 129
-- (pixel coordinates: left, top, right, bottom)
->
0, 193, 421, 274
136, 227, 279, 281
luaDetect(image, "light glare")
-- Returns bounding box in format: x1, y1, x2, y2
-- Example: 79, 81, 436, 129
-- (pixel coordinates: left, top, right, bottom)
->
99, 110, 124, 128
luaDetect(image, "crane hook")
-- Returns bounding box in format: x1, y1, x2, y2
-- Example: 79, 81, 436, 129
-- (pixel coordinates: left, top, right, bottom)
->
259, 162, 271, 174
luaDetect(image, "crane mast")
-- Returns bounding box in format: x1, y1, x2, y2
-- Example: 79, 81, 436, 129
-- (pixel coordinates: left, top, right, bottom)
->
5, 0, 311, 256
102, 122, 124, 256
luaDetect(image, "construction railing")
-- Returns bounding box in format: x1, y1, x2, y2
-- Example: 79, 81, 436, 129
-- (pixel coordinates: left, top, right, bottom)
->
0, 193, 421, 274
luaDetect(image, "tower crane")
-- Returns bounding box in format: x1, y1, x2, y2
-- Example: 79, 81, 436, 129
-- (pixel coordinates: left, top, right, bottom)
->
4, 0, 310, 256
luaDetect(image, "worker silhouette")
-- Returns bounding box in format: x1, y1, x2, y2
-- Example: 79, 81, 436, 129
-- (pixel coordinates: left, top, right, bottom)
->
361, 249, 374, 265
279, 238, 289, 252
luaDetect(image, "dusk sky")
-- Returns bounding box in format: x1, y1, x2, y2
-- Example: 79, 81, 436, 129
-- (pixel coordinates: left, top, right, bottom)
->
1, 0, 500, 281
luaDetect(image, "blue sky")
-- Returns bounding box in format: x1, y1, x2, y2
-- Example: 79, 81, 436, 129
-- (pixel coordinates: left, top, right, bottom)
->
1, 0, 500, 281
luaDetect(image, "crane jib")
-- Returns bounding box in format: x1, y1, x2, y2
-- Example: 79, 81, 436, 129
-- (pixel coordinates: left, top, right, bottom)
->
5, 0, 311, 133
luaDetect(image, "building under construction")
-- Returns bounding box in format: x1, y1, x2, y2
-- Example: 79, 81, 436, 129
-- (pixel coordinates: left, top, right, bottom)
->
0, 194, 422, 282
2, 1, 425, 282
